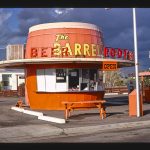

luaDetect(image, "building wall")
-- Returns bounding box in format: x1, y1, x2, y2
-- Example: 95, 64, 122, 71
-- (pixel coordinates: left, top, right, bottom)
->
26, 64, 105, 110
24, 23, 105, 110
25, 25, 103, 59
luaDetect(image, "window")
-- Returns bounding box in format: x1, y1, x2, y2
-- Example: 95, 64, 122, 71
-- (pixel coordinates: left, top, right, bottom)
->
3, 81, 9, 86
81, 69, 89, 91
89, 69, 98, 91
36, 68, 103, 92
36, 69, 56, 92
36, 69, 46, 91
45, 69, 56, 92
2, 74, 11, 90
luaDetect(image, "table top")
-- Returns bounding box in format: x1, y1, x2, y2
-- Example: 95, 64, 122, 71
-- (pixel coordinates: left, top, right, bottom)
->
62, 100, 106, 104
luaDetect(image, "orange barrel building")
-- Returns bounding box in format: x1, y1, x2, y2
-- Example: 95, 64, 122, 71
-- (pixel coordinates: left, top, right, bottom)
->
25, 22, 105, 110
0, 22, 135, 110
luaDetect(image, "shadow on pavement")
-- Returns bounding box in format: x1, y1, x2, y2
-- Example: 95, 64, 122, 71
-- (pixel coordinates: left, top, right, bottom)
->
143, 109, 150, 115
104, 95, 128, 106
68, 112, 99, 120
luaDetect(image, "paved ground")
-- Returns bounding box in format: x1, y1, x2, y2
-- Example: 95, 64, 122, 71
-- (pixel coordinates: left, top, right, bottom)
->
0, 94, 150, 143
30, 94, 150, 128
34, 126, 150, 143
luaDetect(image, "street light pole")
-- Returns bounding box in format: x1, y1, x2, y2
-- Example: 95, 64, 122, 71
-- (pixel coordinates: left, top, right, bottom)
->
133, 8, 140, 117
105, 8, 141, 117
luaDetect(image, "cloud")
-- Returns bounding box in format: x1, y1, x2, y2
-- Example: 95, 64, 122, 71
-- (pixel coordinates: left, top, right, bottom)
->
104, 28, 134, 50
0, 9, 12, 26
53, 8, 74, 15
0, 8, 150, 70
54, 9, 63, 15
0, 9, 20, 47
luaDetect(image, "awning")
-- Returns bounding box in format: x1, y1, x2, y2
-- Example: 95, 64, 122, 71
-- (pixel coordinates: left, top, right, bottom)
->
0, 58, 135, 69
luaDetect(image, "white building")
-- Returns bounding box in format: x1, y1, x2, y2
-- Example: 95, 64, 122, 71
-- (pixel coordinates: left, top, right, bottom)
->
0, 69, 25, 90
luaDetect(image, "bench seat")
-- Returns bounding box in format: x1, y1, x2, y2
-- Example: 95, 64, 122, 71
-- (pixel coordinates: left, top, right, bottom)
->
62, 100, 106, 120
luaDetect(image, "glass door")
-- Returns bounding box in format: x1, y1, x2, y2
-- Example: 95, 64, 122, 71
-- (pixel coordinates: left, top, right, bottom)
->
68, 69, 79, 91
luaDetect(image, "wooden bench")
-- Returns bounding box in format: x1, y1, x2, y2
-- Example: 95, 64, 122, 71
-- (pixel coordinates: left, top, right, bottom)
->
105, 87, 128, 94
62, 100, 106, 120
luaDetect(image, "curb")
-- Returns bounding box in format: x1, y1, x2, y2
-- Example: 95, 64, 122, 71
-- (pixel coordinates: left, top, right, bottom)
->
38, 115, 66, 124
11, 106, 24, 112
23, 109, 43, 117
11, 106, 65, 124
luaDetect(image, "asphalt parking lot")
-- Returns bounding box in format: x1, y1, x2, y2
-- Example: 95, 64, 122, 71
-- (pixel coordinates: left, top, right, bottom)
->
1, 94, 150, 128
0, 97, 47, 128
1, 94, 150, 142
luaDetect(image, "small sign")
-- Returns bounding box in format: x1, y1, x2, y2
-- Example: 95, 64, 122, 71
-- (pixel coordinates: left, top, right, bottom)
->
102, 62, 118, 71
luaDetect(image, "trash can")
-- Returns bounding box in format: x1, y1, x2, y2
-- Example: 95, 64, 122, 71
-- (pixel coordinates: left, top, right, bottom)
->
129, 89, 143, 116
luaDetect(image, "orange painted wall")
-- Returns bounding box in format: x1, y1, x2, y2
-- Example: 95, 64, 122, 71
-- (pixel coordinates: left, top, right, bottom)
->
26, 64, 105, 110
25, 28, 103, 59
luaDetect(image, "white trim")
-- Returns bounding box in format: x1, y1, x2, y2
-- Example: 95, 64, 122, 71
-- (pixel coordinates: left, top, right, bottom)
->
0, 57, 135, 65
38, 115, 66, 124
11, 106, 24, 112
11, 107, 65, 124
23, 110, 43, 116
29, 22, 100, 33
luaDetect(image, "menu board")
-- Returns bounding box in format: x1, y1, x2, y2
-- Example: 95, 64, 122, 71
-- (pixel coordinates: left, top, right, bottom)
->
56, 69, 66, 83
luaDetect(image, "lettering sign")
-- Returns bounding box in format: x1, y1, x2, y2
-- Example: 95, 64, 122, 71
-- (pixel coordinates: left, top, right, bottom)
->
104, 47, 134, 61
30, 33, 134, 61
102, 62, 118, 71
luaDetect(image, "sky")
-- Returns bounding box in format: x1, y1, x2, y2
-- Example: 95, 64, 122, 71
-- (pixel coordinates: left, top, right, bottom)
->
0, 8, 150, 75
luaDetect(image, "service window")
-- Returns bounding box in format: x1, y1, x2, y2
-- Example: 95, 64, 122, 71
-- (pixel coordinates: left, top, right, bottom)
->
36, 68, 103, 92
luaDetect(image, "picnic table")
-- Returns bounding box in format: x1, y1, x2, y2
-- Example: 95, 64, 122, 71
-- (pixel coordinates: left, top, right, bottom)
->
62, 100, 106, 120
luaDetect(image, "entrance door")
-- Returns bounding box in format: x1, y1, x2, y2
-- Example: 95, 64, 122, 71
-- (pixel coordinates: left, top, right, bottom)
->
68, 69, 79, 91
